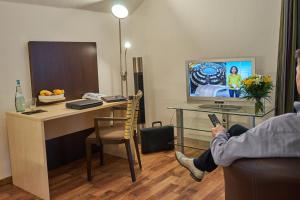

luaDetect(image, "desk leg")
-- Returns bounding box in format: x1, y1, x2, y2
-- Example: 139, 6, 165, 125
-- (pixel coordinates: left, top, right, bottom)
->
176, 109, 184, 153
6, 115, 50, 200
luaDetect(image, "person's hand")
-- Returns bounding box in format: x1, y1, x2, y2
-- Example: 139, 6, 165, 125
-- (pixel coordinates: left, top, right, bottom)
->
211, 124, 225, 138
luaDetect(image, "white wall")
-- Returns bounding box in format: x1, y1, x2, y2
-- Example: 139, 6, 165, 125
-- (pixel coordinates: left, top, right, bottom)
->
0, 1, 121, 179
125, 0, 281, 139
0, 0, 282, 179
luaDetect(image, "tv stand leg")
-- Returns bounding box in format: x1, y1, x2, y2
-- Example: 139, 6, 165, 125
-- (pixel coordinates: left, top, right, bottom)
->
176, 109, 184, 153
251, 116, 256, 127
222, 113, 229, 130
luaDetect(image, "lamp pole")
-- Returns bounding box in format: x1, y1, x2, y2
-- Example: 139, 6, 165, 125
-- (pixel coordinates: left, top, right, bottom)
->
112, 4, 129, 96
124, 47, 128, 97
118, 18, 124, 96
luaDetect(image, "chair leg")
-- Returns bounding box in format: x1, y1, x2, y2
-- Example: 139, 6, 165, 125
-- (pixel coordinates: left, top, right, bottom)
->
125, 139, 136, 182
133, 131, 142, 169
99, 142, 104, 166
86, 140, 92, 181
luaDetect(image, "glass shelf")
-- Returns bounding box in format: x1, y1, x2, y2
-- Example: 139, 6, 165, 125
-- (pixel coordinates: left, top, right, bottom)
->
168, 103, 274, 117
173, 137, 210, 151
171, 125, 211, 133
168, 102, 275, 153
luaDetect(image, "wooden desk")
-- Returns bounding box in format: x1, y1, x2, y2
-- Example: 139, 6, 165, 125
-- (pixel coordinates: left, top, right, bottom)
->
6, 100, 127, 200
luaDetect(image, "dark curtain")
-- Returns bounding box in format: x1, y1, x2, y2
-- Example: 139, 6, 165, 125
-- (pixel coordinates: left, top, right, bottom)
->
275, 0, 300, 115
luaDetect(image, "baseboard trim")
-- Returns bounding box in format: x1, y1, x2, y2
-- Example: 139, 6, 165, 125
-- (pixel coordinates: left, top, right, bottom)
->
0, 176, 12, 186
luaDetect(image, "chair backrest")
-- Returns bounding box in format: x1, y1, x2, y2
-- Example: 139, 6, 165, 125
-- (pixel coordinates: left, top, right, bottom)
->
124, 90, 143, 139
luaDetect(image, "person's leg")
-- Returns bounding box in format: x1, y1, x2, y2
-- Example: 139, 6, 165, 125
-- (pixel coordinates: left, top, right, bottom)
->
227, 124, 248, 137
192, 124, 249, 172
193, 149, 217, 172
235, 90, 241, 98
229, 89, 234, 97
176, 124, 250, 180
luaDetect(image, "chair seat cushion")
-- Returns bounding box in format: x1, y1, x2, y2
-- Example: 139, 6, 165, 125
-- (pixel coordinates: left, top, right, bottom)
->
88, 126, 124, 140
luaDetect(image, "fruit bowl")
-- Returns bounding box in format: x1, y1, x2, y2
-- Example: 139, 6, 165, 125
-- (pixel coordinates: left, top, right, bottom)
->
38, 94, 66, 103
38, 89, 65, 103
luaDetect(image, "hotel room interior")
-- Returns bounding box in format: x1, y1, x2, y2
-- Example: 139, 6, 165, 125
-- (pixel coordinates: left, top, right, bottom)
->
0, 0, 299, 199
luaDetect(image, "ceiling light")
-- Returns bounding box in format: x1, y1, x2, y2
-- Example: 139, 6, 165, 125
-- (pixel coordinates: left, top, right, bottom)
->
111, 4, 129, 19
124, 41, 132, 49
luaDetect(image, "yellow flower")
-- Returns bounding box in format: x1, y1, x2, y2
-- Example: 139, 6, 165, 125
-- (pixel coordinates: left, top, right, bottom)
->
244, 79, 254, 86
263, 75, 272, 83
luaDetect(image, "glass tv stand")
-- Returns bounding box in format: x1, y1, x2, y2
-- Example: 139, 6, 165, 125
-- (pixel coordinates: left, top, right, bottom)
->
167, 103, 274, 153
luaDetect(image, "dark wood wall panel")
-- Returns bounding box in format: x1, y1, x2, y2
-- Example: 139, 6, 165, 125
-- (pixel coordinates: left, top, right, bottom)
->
28, 41, 100, 170
28, 41, 99, 101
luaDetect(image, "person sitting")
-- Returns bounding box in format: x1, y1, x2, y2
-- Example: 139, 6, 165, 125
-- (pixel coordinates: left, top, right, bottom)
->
175, 50, 300, 182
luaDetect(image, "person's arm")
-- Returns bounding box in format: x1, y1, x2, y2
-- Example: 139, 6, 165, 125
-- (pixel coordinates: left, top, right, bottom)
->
210, 120, 272, 167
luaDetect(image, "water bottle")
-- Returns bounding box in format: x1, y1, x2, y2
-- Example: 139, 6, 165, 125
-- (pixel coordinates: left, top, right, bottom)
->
15, 80, 26, 112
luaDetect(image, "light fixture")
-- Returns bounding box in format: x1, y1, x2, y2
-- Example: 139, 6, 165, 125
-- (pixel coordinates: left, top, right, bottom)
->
112, 4, 129, 19
124, 41, 132, 96
124, 41, 132, 49
111, 4, 129, 96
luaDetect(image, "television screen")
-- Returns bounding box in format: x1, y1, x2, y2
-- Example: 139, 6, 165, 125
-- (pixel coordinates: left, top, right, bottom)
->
187, 58, 255, 99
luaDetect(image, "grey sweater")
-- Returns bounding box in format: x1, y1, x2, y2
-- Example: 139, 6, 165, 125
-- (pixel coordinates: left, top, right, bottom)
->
211, 102, 300, 167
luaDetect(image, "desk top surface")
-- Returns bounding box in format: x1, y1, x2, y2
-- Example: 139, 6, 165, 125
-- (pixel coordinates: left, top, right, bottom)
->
6, 100, 127, 122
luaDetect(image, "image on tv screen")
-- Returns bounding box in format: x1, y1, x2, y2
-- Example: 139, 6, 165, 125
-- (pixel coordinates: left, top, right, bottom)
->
187, 60, 253, 98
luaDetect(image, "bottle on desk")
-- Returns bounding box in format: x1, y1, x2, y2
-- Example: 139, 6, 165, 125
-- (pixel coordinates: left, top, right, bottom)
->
15, 80, 26, 112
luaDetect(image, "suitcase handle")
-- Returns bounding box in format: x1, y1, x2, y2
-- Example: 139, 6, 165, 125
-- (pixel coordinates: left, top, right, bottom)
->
152, 121, 162, 127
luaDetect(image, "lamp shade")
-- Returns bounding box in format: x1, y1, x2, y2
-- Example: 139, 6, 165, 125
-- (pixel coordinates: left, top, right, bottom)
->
112, 4, 129, 19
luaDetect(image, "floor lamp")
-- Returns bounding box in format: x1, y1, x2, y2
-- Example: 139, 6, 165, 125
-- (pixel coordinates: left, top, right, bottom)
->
124, 41, 132, 96
112, 4, 129, 96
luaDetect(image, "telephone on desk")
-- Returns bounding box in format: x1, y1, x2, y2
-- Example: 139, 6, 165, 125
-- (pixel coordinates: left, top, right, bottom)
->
82, 92, 127, 103
82, 93, 106, 101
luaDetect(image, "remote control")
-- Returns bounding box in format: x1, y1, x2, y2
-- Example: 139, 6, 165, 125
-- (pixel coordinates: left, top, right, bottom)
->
208, 114, 221, 127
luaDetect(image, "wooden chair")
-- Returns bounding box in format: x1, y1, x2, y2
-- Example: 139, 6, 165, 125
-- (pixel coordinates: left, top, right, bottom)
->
85, 91, 143, 182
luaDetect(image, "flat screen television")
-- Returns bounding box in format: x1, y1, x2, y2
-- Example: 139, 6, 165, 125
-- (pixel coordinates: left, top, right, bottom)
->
186, 57, 255, 102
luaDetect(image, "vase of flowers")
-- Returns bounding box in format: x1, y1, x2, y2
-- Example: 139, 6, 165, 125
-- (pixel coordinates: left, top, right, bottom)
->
241, 75, 273, 114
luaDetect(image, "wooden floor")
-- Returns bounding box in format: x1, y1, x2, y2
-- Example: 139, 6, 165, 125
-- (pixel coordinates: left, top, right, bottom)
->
0, 148, 224, 200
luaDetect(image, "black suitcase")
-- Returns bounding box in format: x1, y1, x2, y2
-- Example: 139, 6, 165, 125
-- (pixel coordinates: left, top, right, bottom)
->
140, 121, 174, 154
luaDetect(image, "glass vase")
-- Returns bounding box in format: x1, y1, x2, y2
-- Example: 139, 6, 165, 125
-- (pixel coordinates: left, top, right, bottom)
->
255, 98, 264, 114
